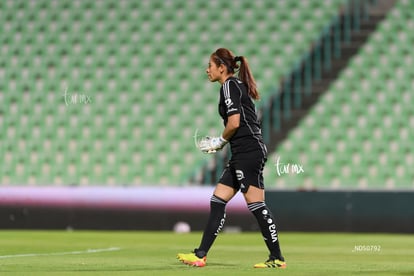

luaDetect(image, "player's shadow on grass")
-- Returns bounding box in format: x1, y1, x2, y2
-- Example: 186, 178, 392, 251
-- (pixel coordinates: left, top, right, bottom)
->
173, 262, 237, 268
206, 262, 238, 267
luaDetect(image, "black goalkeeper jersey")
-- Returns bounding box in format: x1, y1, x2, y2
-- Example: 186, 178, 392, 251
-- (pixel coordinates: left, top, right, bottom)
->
218, 77, 267, 159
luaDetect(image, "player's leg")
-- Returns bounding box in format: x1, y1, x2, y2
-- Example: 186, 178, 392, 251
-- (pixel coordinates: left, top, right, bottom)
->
178, 165, 238, 267
238, 159, 286, 268
245, 186, 284, 261
194, 183, 237, 257
244, 186, 285, 268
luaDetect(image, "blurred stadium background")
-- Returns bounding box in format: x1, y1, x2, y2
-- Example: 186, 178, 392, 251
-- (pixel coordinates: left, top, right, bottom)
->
0, 0, 413, 232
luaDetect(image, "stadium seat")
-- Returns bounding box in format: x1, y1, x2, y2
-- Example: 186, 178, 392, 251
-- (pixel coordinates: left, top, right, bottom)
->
264, 0, 414, 190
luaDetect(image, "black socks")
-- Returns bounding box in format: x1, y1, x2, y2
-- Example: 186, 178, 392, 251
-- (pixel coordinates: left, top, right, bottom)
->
248, 201, 284, 261
195, 195, 227, 258
195, 197, 283, 261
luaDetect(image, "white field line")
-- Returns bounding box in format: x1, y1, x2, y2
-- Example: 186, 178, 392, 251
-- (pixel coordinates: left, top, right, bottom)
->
0, 247, 121, 259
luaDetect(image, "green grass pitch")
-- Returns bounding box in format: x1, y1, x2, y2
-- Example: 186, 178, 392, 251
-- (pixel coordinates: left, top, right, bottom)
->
0, 231, 413, 275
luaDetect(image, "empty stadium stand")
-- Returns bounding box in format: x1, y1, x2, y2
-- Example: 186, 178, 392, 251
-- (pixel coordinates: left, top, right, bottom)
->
1, 0, 411, 190
263, 0, 414, 189
1, 0, 351, 186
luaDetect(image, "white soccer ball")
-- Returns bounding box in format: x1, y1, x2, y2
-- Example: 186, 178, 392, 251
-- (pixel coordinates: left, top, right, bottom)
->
173, 221, 191, 233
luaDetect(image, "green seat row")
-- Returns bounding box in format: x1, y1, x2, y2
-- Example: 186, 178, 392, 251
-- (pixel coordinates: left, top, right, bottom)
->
264, 0, 414, 190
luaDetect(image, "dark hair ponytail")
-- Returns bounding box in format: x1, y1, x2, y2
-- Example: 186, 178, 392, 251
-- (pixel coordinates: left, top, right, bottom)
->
235, 55, 259, 100
212, 48, 260, 100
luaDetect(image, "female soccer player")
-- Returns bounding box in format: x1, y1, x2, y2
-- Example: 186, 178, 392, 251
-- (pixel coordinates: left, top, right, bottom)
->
177, 48, 286, 269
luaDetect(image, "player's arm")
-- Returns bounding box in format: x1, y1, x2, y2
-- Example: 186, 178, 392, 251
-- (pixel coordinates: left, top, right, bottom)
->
198, 81, 241, 153
222, 80, 241, 141
222, 114, 240, 141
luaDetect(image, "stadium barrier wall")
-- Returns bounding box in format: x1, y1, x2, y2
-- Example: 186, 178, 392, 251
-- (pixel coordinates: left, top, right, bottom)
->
0, 187, 413, 233
266, 190, 414, 233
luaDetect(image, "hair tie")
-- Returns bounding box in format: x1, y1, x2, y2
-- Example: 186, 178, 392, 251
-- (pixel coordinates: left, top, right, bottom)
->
234, 56, 242, 62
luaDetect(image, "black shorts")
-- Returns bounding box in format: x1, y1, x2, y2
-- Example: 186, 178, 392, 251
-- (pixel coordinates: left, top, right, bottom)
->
218, 157, 266, 193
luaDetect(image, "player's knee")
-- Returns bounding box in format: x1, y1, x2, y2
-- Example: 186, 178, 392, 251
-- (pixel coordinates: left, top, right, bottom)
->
243, 185, 265, 203
210, 194, 227, 213
211, 194, 227, 205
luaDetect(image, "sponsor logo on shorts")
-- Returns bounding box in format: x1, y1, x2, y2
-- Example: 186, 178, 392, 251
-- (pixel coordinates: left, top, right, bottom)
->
236, 170, 245, 181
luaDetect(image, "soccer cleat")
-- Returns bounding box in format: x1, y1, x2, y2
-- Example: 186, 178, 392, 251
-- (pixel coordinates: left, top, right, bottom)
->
254, 258, 287, 269
177, 252, 207, 267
